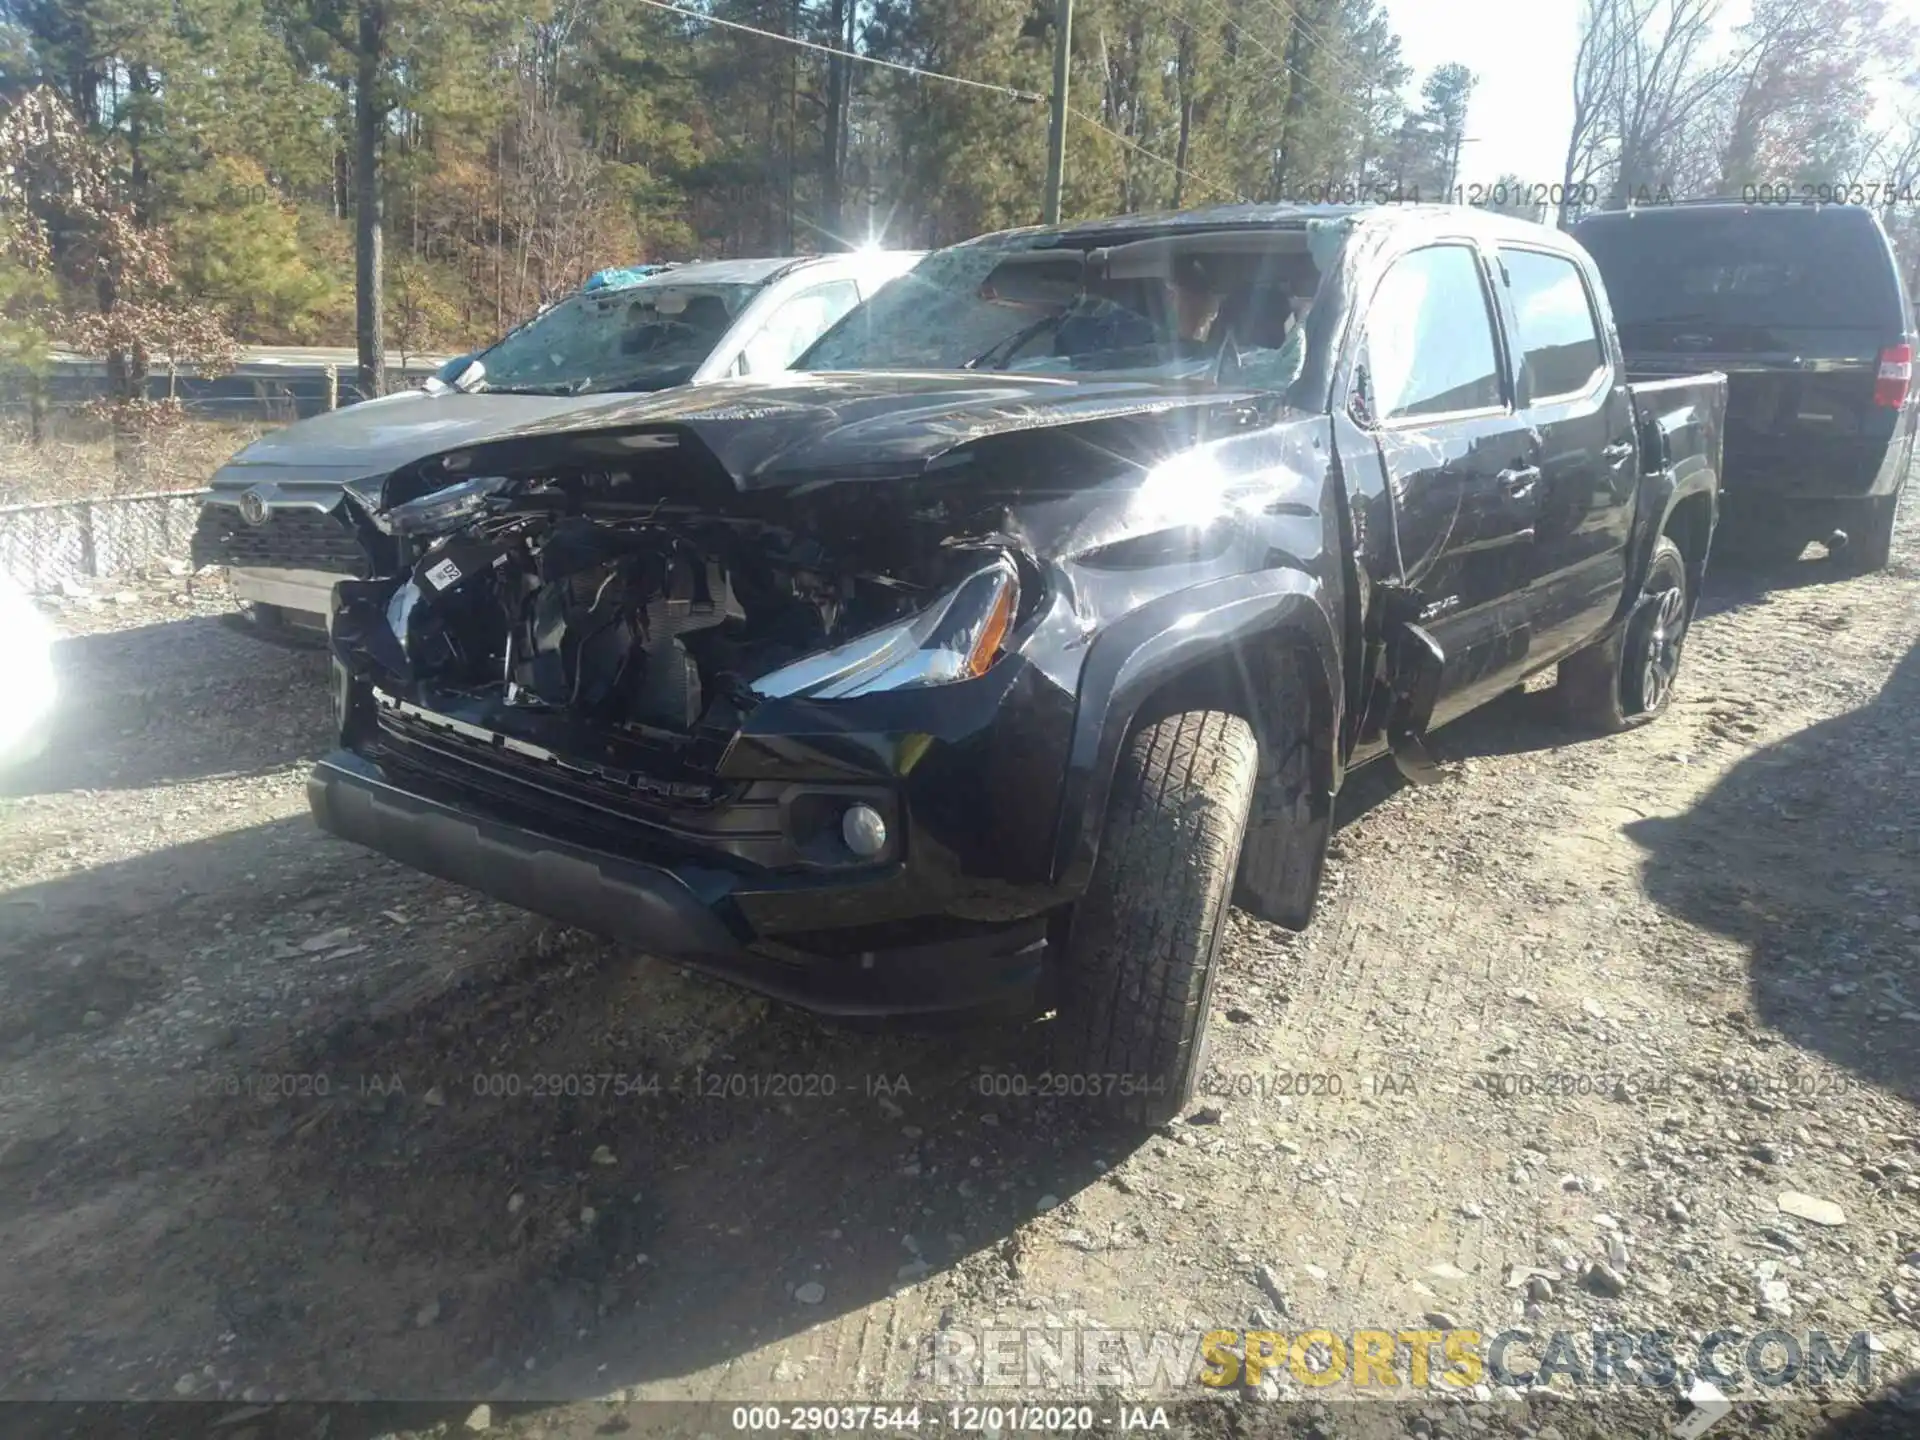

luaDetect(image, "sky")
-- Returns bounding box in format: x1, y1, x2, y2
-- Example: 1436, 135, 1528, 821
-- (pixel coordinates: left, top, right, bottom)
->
1383, 0, 1920, 191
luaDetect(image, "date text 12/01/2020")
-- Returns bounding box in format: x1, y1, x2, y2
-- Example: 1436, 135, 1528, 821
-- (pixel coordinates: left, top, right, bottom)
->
187, 1069, 917, 1102
728, 1405, 1170, 1432
1271, 180, 1916, 207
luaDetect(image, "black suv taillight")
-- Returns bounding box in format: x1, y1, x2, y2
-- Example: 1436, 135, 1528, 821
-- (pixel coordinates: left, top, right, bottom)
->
1875, 343, 1912, 409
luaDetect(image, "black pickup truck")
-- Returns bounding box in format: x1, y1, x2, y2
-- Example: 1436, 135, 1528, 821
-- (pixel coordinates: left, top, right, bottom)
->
309, 204, 1726, 1124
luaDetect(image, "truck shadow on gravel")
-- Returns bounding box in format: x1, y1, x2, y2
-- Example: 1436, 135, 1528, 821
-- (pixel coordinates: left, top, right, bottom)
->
0, 823, 1122, 1407
1, 614, 332, 800
1625, 637, 1920, 1104
1341, 549, 1909, 803
0, 814, 407, 1051
1694, 544, 1889, 621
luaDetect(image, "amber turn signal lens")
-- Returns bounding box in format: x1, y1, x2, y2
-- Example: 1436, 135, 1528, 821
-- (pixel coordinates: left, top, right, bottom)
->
964, 574, 1017, 678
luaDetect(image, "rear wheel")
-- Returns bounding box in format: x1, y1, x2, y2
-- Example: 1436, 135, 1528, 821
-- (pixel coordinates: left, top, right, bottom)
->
1558, 536, 1692, 733
1052, 710, 1258, 1128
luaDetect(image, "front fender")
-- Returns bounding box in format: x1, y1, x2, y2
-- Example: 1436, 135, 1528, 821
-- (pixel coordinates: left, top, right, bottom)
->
1048, 569, 1343, 893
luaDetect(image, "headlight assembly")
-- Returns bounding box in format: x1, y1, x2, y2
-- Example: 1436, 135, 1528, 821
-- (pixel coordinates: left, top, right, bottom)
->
752, 555, 1020, 700
385, 577, 421, 655
376, 475, 508, 537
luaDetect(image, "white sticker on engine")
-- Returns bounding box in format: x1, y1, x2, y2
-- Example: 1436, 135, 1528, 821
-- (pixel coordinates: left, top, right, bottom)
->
423, 557, 463, 590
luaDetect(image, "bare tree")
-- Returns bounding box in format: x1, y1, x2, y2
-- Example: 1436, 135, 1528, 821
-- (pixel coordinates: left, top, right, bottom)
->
1564, 0, 1729, 210
0, 87, 235, 484
1863, 92, 1920, 286
1560, 0, 1623, 224
503, 84, 618, 312
1612, 0, 1727, 203
1717, 0, 1900, 191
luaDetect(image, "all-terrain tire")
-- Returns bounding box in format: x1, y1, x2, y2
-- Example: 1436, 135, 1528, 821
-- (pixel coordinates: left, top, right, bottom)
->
1557, 536, 1692, 734
1837, 490, 1901, 575
1053, 710, 1258, 1128
1232, 668, 1326, 930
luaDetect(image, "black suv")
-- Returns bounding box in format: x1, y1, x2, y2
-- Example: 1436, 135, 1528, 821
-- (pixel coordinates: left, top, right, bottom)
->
1575, 201, 1916, 570
310, 204, 1724, 1124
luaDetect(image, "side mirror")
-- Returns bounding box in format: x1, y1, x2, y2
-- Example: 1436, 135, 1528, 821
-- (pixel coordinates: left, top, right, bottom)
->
427, 353, 483, 393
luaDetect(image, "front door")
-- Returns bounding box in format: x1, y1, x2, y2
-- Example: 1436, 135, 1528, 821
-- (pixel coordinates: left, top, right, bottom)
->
1353, 241, 1540, 723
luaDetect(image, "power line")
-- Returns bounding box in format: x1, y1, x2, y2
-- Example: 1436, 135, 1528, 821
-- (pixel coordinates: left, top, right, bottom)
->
637, 0, 1237, 212
1244, 0, 1381, 95
632, 0, 1046, 104
1068, 104, 1247, 203
1192, 0, 1371, 111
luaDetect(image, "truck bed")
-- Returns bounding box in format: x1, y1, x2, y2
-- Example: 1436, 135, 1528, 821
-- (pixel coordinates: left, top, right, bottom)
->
1627, 372, 1728, 481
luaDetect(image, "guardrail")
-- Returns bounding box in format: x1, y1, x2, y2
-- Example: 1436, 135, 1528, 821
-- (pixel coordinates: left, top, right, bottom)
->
8, 353, 451, 424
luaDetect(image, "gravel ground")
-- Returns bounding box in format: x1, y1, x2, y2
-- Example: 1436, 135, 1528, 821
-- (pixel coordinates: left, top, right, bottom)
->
2, 518, 1919, 1440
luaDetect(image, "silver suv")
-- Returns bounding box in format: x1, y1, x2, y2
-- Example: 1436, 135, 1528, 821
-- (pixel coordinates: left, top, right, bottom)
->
192, 251, 921, 638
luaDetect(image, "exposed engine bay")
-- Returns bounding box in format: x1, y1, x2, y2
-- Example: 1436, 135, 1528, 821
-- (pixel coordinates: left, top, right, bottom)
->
344, 468, 1028, 750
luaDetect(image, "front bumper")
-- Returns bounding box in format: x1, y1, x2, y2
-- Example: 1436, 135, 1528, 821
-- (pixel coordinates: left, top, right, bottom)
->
308, 748, 1053, 1018
230, 567, 345, 624
192, 495, 394, 626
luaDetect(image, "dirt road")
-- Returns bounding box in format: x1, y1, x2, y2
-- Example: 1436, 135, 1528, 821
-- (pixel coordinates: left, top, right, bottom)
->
2, 526, 1918, 1438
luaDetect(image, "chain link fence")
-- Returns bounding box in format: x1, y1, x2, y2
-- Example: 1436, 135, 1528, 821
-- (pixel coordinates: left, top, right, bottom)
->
1, 355, 450, 592
0, 490, 203, 593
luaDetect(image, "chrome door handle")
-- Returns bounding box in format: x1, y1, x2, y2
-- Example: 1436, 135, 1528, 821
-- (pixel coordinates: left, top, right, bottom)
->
1601, 440, 1634, 463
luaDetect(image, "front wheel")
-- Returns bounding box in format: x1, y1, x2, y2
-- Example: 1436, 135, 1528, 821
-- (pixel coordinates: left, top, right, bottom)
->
1051, 710, 1258, 1128
1557, 536, 1693, 733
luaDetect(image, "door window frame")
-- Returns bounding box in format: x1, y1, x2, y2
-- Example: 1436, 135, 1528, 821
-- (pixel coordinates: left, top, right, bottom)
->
1495, 244, 1614, 408
1341, 238, 1516, 431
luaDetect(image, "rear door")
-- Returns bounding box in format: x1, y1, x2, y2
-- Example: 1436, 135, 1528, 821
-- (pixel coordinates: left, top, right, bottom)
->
1494, 243, 1637, 660
1350, 240, 1541, 723
1576, 206, 1909, 502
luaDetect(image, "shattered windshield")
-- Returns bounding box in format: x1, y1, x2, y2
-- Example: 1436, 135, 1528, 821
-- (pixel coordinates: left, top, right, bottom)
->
796, 229, 1332, 386
470, 283, 761, 395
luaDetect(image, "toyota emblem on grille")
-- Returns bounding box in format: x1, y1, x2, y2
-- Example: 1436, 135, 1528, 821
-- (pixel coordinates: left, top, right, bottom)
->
238, 489, 270, 526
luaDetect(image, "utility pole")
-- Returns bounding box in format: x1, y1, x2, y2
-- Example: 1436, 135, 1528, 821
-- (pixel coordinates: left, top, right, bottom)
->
1042, 0, 1073, 225
354, 0, 387, 401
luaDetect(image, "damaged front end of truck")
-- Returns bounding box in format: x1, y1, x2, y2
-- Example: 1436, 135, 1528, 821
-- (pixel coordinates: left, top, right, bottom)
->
311, 378, 1344, 1016
330, 452, 1034, 803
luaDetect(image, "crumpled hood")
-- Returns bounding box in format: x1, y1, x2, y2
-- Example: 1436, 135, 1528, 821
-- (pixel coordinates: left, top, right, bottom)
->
209, 389, 649, 492
405, 371, 1295, 491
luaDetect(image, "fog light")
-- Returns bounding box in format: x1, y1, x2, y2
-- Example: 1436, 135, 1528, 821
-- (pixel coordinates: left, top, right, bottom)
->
842, 804, 888, 858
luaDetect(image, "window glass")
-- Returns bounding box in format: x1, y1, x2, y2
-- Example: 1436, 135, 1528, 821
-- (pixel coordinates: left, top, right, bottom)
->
1500, 247, 1605, 397
470, 283, 759, 395
738, 281, 862, 375
795, 237, 1325, 380
1364, 245, 1504, 420
1575, 209, 1901, 331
